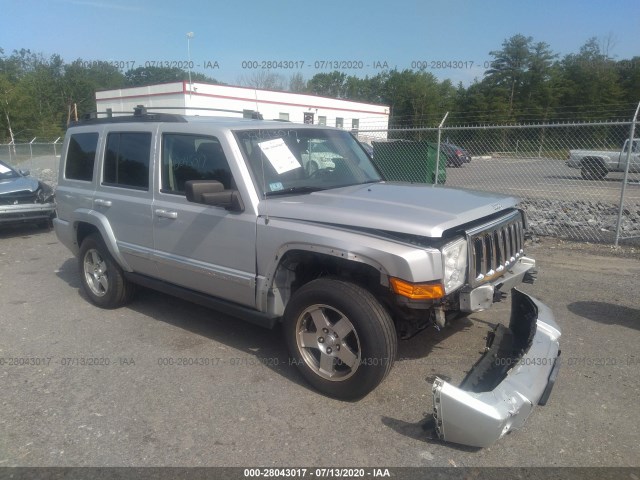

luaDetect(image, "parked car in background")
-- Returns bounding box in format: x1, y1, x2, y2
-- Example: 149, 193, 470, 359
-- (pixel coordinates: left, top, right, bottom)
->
300, 139, 342, 174
440, 142, 471, 167
0, 159, 56, 228
566, 138, 640, 180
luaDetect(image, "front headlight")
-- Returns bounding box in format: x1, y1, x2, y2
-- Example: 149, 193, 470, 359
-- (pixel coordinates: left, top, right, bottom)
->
441, 237, 467, 293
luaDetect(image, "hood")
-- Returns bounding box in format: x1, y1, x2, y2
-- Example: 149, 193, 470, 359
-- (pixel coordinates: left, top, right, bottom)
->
0, 176, 40, 195
259, 182, 519, 238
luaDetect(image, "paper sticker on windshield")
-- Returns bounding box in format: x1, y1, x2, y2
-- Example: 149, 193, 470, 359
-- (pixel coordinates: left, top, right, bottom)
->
0, 164, 10, 174
257, 138, 301, 174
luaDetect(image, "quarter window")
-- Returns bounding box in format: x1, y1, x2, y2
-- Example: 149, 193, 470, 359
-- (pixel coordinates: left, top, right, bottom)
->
65, 133, 98, 181
103, 132, 151, 189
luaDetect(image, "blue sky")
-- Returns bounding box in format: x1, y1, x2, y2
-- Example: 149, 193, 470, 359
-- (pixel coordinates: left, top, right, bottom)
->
1, 0, 639, 87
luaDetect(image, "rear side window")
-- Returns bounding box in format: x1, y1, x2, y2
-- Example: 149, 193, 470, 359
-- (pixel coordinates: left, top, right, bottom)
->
65, 133, 98, 181
103, 132, 152, 190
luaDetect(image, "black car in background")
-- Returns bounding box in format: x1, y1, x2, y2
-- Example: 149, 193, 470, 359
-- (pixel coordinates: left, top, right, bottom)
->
440, 142, 471, 167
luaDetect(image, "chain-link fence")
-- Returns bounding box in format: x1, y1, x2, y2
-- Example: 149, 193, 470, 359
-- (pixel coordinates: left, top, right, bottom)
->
0, 141, 61, 187
3, 117, 639, 246
358, 115, 640, 246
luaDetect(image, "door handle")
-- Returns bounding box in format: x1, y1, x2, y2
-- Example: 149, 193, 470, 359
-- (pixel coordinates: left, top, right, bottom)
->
155, 209, 178, 219
94, 198, 112, 207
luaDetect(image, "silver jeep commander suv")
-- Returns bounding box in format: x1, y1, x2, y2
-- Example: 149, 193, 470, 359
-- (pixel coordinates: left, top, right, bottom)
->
54, 107, 561, 447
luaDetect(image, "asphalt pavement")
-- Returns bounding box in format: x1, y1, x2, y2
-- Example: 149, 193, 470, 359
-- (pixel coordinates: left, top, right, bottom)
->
447, 156, 640, 203
0, 226, 638, 467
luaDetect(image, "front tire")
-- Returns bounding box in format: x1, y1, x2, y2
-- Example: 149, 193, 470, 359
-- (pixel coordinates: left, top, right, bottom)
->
78, 233, 135, 308
284, 278, 397, 400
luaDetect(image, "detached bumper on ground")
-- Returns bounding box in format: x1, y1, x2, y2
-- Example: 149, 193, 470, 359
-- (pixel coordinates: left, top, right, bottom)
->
432, 289, 561, 448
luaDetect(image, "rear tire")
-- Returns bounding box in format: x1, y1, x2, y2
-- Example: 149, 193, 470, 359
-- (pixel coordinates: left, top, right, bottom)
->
283, 278, 397, 400
78, 234, 135, 308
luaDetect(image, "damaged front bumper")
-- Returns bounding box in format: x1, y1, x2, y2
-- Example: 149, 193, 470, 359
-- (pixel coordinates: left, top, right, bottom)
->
0, 202, 56, 224
432, 288, 561, 448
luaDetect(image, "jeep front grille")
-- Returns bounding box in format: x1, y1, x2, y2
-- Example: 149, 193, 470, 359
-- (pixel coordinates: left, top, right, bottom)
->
467, 211, 525, 287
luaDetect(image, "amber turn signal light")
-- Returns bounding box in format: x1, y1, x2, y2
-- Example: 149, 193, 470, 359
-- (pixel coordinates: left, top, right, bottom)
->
389, 277, 445, 300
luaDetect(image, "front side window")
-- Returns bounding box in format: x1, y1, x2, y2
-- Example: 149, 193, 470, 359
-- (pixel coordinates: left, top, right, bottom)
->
65, 132, 98, 181
235, 128, 381, 196
103, 132, 151, 189
161, 134, 233, 194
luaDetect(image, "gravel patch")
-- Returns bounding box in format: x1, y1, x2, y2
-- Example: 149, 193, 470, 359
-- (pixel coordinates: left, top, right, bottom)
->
521, 198, 640, 246
31, 167, 58, 188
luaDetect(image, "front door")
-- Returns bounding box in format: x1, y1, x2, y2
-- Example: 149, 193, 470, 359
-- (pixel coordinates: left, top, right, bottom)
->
151, 130, 257, 308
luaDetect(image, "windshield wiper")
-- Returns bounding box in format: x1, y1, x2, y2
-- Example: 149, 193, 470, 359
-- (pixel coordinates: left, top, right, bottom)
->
264, 186, 327, 197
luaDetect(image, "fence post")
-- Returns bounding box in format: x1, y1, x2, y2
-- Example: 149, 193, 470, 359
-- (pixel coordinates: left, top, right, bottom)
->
614, 101, 640, 247
53, 137, 61, 172
28, 137, 36, 171
435, 112, 449, 185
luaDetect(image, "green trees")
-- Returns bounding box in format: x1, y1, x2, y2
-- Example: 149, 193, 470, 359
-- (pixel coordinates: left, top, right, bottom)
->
0, 35, 638, 142
557, 38, 625, 119
125, 66, 218, 87
0, 49, 61, 141
0, 49, 223, 141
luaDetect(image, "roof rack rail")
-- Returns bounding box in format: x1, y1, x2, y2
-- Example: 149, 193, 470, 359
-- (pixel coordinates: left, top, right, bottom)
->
72, 105, 264, 125
138, 105, 264, 119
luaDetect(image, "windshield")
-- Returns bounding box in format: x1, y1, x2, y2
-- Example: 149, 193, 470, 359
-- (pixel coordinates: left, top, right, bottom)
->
0, 160, 20, 180
235, 128, 382, 196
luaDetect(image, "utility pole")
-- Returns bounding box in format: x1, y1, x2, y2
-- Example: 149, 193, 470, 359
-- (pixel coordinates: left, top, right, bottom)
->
186, 32, 194, 100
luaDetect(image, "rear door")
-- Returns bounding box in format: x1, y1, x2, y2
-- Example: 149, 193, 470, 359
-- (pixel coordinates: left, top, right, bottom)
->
92, 127, 157, 276
151, 127, 257, 308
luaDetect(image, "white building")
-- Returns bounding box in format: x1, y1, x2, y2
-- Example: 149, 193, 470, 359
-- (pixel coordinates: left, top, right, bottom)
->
95, 81, 389, 140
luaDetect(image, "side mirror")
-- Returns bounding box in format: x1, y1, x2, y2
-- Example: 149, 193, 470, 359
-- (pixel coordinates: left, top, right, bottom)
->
19, 169, 30, 176
185, 180, 244, 212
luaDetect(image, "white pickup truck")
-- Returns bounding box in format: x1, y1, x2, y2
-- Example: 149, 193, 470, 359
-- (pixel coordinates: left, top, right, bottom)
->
566, 138, 640, 180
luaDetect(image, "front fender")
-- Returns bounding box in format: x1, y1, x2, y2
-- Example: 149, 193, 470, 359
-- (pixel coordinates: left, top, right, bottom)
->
255, 217, 443, 313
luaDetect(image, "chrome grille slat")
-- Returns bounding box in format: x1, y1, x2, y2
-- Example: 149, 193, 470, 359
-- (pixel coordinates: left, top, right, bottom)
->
467, 211, 525, 287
